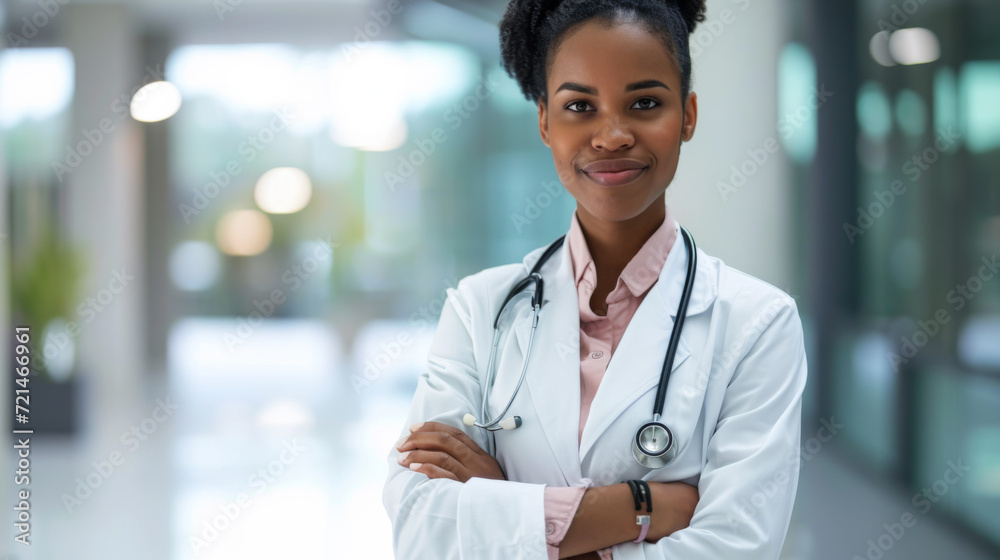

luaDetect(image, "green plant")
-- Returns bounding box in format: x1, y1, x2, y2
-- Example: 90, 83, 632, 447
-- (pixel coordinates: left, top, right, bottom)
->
11, 231, 85, 381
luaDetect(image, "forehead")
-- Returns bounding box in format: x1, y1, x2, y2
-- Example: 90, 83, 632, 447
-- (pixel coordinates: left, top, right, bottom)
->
547, 19, 679, 90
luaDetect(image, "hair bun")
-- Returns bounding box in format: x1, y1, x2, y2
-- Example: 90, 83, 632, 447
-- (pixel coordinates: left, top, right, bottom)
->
499, 0, 564, 102
668, 0, 708, 34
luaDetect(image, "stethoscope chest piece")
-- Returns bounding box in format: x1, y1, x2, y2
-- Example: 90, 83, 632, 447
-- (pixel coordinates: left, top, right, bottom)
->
632, 420, 677, 469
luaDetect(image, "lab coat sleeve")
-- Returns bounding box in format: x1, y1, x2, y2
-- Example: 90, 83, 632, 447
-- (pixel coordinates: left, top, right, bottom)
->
611, 296, 808, 560
382, 276, 550, 560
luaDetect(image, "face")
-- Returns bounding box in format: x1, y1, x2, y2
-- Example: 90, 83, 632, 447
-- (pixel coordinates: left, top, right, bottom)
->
538, 19, 697, 226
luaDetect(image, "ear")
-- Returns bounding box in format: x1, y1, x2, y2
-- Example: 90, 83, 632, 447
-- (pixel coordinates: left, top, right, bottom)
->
680, 91, 698, 142
538, 99, 550, 148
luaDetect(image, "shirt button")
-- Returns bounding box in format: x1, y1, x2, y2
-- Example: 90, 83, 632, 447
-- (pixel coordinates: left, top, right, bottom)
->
546, 523, 555, 535
590, 351, 604, 359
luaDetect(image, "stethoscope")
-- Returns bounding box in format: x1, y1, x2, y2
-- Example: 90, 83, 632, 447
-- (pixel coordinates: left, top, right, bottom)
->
463, 224, 698, 469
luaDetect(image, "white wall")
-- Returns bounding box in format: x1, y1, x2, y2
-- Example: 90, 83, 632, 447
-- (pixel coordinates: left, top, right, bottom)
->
668, 0, 795, 293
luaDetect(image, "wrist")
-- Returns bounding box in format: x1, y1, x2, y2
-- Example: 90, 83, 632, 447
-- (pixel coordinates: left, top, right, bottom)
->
625, 480, 653, 543
646, 481, 672, 541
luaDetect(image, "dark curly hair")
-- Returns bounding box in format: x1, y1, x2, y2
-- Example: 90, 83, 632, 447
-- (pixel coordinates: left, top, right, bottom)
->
499, 0, 707, 105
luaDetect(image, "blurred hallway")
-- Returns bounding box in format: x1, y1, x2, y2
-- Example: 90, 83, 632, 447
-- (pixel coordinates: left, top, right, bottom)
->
3, 0, 999, 558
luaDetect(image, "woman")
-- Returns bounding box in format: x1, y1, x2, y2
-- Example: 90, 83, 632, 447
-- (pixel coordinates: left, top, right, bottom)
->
382, 1, 808, 559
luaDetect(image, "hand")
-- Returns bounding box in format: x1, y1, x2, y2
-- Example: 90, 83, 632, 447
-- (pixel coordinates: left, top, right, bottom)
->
646, 481, 699, 542
396, 421, 506, 482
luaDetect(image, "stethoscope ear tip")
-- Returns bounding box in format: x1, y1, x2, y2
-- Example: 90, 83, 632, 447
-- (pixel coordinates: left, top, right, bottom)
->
463, 413, 477, 427
499, 416, 522, 430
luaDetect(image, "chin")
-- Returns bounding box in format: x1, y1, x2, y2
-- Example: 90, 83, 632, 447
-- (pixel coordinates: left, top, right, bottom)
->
577, 199, 649, 223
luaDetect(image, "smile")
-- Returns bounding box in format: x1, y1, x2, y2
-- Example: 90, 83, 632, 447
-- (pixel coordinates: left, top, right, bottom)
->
583, 166, 648, 187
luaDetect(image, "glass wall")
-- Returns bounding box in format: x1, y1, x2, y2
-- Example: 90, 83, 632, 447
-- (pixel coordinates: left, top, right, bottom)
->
820, 0, 1000, 550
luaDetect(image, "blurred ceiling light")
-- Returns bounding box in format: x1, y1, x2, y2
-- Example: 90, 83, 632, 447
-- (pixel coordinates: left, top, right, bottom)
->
166, 42, 475, 145
255, 167, 313, 214
889, 28, 940, 65
170, 241, 221, 291
168, 44, 299, 113
329, 45, 411, 151
216, 209, 272, 256
130, 80, 182, 122
869, 31, 896, 67
332, 115, 408, 151
256, 399, 315, 429
0, 48, 73, 129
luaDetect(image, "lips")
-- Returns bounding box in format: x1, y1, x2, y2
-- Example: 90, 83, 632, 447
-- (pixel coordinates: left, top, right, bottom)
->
584, 168, 647, 186
581, 158, 649, 187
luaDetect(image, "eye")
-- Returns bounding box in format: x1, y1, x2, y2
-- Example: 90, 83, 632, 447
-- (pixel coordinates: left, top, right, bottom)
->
632, 97, 661, 110
563, 97, 661, 113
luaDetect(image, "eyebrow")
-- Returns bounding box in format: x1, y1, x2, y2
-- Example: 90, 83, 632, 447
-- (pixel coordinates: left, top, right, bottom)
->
554, 79, 671, 95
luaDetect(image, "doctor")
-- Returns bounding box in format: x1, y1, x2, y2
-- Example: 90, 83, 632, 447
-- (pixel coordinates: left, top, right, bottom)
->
383, 0, 808, 558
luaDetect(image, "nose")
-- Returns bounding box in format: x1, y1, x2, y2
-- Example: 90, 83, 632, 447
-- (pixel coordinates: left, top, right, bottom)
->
591, 116, 635, 151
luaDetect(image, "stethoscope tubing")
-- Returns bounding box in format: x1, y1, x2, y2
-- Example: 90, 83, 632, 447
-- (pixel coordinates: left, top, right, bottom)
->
650, 226, 697, 421
471, 224, 697, 465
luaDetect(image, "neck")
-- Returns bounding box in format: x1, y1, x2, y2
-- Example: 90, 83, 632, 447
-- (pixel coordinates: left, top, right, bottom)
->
575, 196, 667, 285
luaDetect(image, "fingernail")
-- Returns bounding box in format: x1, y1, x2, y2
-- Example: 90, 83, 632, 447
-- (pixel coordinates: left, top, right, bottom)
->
395, 436, 408, 448
410, 422, 424, 431
397, 451, 411, 463
408, 462, 423, 470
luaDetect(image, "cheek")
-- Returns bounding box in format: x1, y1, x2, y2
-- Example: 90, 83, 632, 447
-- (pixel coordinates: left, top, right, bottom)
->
547, 138, 580, 174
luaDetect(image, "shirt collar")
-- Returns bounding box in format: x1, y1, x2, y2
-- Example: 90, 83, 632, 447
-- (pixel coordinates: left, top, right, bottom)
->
566, 205, 678, 299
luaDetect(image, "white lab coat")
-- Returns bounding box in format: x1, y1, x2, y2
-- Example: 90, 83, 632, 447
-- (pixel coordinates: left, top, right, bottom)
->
382, 218, 808, 559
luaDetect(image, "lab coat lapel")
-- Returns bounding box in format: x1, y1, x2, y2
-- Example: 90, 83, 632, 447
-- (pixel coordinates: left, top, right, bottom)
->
510, 240, 583, 485
579, 220, 717, 463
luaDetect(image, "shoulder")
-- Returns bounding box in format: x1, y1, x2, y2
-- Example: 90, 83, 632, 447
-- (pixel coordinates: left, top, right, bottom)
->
700, 251, 807, 385
444, 260, 530, 326
701, 249, 803, 339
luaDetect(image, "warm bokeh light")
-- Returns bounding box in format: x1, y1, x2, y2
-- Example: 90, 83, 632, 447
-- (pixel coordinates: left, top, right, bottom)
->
215, 209, 273, 256
254, 167, 313, 214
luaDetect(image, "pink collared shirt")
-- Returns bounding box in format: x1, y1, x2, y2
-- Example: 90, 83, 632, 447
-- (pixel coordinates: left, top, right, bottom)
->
543, 207, 677, 560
